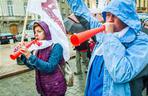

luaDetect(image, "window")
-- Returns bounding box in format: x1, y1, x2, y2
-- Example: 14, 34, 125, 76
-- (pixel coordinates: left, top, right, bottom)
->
62, 8, 66, 14
138, 0, 141, 7
7, 0, 13, 16
24, 1, 27, 15
143, 0, 145, 7
62, 0, 65, 3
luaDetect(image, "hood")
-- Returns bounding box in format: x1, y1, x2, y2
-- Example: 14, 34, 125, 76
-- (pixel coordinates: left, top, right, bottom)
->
33, 21, 52, 40
102, 0, 141, 33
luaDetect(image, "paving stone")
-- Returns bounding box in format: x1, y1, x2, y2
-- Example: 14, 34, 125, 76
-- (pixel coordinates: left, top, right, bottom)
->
0, 43, 87, 96
0, 58, 86, 96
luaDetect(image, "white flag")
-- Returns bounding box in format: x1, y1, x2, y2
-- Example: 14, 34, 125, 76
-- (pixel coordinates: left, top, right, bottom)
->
27, 0, 70, 61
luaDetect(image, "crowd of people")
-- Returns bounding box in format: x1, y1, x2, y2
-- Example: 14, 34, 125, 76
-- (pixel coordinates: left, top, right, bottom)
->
14, 0, 148, 96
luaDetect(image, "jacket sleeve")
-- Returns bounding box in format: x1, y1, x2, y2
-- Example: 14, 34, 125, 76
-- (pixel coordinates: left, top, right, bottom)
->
28, 43, 63, 73
66, 0, 102, 29
102, 33, 148, 83
20, 55, 35, 69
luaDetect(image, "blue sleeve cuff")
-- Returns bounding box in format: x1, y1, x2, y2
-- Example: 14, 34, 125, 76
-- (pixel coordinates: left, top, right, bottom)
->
26, 43, 63, 73
20, 54, 35, 69
28, 54, 37, 66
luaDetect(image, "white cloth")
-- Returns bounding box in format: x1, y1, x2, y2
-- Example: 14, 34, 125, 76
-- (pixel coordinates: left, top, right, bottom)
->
27, 0, 70, 61
28, 40, 53, 51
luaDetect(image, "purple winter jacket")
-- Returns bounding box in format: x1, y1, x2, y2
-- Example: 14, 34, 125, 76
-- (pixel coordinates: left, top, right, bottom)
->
33, 21, 67, 96
21, 21, 67, 96
36, 45, 67, 96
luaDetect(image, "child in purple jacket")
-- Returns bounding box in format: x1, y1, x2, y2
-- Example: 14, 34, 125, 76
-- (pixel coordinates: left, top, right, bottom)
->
18, 21, 67, 96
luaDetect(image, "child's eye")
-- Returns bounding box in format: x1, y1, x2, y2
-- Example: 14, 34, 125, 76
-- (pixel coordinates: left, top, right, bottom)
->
37, 31, 43, 33
38, 31, 42, 33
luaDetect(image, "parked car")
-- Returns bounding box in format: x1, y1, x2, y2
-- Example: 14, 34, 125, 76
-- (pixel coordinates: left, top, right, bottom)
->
16, 30, 35, 42
25, 30, 35, 40
138, 13, 148, 22
16, 34, 28, 42
0, 33, 17, 44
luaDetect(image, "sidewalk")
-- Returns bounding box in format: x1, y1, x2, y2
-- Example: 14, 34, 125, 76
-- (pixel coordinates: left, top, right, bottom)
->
0, 58, 86, 96
0, 43, 87, 96
0, 43, 75, 79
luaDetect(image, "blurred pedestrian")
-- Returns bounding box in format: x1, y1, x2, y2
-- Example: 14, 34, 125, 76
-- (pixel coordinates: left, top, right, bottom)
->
17, 21, 67, 96
87, 38, 96, 59
65, 14, 89, 75
66, 0, 148, 96
74, 40, 89, 74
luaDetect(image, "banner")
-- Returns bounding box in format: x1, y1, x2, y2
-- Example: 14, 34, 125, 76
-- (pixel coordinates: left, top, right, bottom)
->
27, 0, 70, 61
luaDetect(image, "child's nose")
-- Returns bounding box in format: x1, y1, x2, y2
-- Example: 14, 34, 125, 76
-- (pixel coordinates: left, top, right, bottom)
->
35, 33, 38, 37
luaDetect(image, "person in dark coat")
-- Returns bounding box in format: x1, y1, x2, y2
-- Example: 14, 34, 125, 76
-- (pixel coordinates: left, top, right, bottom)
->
17, 21, 67, 96
65, 14, 89, 75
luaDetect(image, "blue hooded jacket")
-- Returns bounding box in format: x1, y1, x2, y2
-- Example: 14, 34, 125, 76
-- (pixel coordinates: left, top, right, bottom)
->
102, 0, 141, 33
66, 0, 148, 96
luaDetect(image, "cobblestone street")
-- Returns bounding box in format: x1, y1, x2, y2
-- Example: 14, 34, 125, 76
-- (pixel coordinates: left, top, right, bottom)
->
0, 58, 87, 96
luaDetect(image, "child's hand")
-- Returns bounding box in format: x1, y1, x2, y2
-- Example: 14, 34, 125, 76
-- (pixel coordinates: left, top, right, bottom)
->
19, 46, 31, 59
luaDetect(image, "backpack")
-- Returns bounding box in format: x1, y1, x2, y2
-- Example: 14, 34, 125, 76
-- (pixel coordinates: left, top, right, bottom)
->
130, 65, 148, 96
52, 44, 74, 87
58, 62, 74, 87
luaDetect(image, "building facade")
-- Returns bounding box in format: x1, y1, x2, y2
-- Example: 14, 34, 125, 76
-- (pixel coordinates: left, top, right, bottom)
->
85, 0, 148, 13
0, 0, 30, 34
0, 0, 71, 34
0, 0, 147, 34
136, 0, 148, 13
57, 0, 71, 19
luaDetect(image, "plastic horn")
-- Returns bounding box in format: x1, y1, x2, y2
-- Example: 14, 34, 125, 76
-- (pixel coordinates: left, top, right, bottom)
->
70, 25, 105, 46
10, 39, 42, 60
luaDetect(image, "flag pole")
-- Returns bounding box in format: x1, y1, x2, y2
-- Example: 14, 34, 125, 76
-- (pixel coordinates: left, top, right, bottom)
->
21, 10, 28, 42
